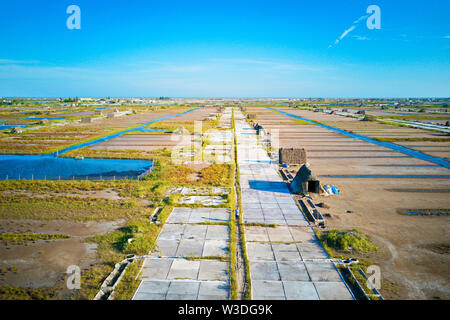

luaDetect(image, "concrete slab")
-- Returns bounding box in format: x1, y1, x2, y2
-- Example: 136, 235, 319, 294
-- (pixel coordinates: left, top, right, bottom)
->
203, 240, 228, 257
158, 224, 184, 240
209, 209, 230, 222
277, 262, 310, 281
167, 280, 201, 295
137, 280, 171, 294
244, 226, 269, 242
206, 225, 229, 240
176, 239, 204, 257
250, 261, 280, 280
141, 258, 173, 279
182, 225, 207, 239
283, 281, 319, 300
305, 262, 342, 282
153, 239, 179, 257
272, 243, 302, 261
133, 292, 166, 300
198, 281, 229, 299
297, 241, 328, 259
166, 293, 198, 300
247, 242, 275, 261
165, 207, 230, 224
314, 282, 353, 300
252, 280, 285, 299
267, 226, 294, 242
166, 259, 200, 280
286, 219, 309, 226
198, 260, 228, 281
289, 227, 315, 241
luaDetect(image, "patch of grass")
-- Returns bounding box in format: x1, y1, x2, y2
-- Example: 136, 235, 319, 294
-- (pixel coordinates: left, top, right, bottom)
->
0, 232, 71, 245
76, 206, 173, 299
64, 147, 170, 160
0, 195, 146, 221
292, 119, 313, 125
320, 229, 377, 253
0, 286, 60, 300
198, 164, 233, 186
112, 261, 142, 300
244, 222, 277, 228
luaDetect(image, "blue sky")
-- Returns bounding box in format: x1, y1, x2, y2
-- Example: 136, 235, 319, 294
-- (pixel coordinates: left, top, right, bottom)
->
0, 0, 449, 97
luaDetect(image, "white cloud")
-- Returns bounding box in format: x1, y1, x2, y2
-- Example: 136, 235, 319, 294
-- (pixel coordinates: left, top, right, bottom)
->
328, 14, 368, 48
210, 58, 322, 72
0, 59, 39, 64
353, 35, 370, 41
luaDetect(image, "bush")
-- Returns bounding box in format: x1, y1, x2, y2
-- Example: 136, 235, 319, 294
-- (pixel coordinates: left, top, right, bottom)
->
198, 164, 232, 186
322, 229, 377, 253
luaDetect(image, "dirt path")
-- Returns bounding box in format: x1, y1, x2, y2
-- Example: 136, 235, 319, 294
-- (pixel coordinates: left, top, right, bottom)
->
370, 233, 427, 299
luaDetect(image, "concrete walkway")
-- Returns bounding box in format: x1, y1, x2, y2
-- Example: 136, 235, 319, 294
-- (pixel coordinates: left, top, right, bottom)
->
133, 110, 235, 300
234, 108, 353, 300
132, 207, 231, 300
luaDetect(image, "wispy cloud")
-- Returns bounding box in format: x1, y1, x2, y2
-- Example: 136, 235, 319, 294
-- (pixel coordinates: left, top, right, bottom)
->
444, 35, 450, 39
210, 58, 322, 72
353, 35, 370, 41
328, 14, 368, 48
0, 59, 39, 64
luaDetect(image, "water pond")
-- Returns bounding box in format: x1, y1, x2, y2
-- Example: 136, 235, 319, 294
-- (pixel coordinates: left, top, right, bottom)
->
0, 155, 152, 180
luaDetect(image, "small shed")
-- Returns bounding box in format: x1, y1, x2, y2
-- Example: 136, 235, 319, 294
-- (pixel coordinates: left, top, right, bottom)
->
81, 117, 92, 123
253, 123, 264, 135
279, 148, 307, 165
290, 163, 321, 194
10, 126, 23, 134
